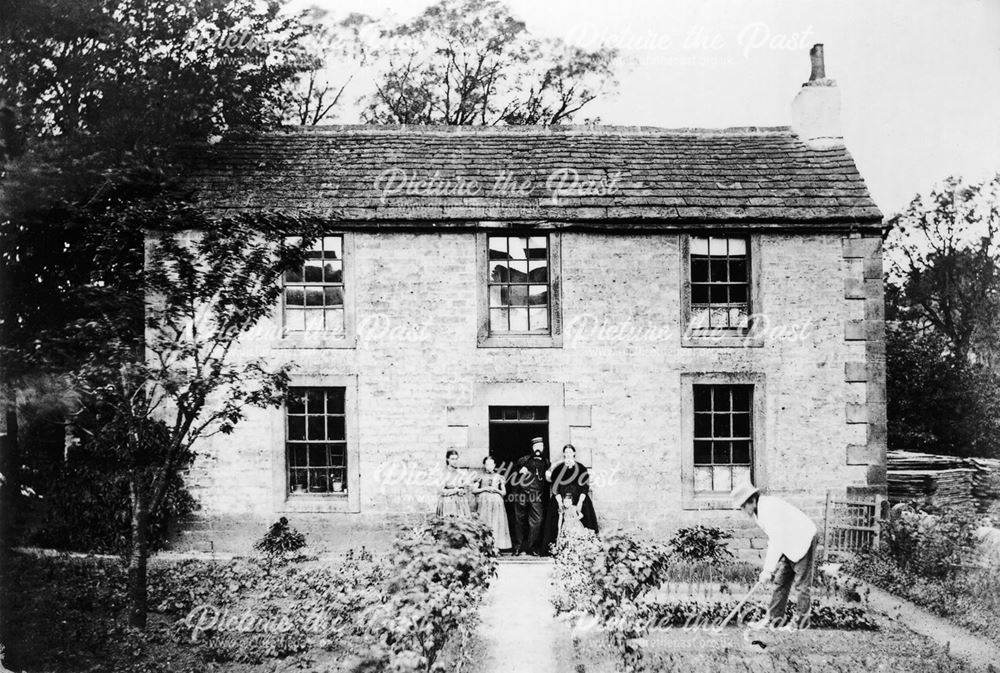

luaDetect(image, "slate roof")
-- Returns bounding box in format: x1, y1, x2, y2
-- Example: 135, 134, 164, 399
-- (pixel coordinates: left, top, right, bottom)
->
184, 125, 882, 229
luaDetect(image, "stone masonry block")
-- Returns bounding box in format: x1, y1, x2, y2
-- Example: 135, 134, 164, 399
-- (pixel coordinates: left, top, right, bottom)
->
842, 237, 879, 259
844, 277, 865, 299
863, 255, 883, 280
846, 443, 875, 465
845, 320, 866, 341
844, 362, 867, 382
846, 403, 868, 424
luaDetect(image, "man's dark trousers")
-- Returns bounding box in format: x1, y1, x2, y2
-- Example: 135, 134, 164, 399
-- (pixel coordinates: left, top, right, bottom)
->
766, 534, 819, 628
514, 488, 545, 553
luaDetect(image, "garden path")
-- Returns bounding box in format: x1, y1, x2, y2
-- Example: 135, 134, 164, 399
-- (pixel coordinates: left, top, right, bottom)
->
476, 559, 571, 673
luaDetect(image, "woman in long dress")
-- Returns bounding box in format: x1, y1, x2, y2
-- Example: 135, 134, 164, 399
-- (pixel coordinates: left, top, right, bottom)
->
436, 449, 472, 518
473, 455, 512, 551
544, 444, 599, 548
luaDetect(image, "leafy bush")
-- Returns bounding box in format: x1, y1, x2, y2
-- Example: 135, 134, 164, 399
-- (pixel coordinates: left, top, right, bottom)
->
552, 529, 673, 671
254, 516, 307, 558
26, 437, 197, 554
879, 501, 982, 579
362, 516, 498, 673
667, 525, 734, 564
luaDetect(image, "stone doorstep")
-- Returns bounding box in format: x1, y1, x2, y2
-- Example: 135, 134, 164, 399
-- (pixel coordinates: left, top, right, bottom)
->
829, 567, 1000, 672
499, 555, 554, 565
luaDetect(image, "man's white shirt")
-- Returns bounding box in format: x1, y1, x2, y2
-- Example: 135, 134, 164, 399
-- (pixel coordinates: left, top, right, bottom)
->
754, 495, 818, 573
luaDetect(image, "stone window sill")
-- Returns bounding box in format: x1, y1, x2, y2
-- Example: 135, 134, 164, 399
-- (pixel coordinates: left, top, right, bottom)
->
681, 329, 763, 349
278, 493, 355, 513
271, 334, 357, 350
681, 493, 740, 511
478, 332, 563, 348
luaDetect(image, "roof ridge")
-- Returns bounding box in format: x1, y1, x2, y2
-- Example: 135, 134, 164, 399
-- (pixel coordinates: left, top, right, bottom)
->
246, 124, 795, 137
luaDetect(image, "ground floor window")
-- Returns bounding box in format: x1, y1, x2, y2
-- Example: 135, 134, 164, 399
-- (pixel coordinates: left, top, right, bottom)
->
285, 387, 347, 494
693, 384, 753, 493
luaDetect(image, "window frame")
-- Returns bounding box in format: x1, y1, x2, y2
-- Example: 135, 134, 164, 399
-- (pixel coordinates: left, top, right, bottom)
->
476, 231, 563, 348
679, 233, 763, 348
273, 374, 360, 513
680, 372, 767, 510
273, 232, 357, 349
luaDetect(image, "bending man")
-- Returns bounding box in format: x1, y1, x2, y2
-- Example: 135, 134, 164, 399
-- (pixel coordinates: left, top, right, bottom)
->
732, 482, 819, 630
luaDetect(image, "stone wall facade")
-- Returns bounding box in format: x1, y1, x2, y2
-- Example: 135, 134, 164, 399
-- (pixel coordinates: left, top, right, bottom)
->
172, 228, 886, 560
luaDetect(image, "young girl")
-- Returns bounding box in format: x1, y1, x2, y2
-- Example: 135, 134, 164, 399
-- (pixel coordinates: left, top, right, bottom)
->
473, 455, 512, 551
436, 449, 472, 518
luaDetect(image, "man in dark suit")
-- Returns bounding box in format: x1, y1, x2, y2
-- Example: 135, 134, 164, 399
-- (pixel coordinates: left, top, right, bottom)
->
512, 437, 548, 555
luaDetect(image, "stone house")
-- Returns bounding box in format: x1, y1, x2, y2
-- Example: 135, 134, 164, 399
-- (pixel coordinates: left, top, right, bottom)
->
171, 46, 886, 557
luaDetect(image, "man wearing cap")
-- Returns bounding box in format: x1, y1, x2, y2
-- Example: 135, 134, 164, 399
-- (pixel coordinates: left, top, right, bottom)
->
732, 482, 819, 630
512, 437, 549, 555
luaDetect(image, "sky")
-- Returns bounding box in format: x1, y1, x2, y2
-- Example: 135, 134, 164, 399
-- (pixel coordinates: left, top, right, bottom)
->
292, 0, 1000, 218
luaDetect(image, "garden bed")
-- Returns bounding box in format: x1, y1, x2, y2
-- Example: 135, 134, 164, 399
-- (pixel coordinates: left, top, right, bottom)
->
1, 517, 497, 673
550, 529, 891, 672
843, 500, 1000, 648
562, 615, 973, 673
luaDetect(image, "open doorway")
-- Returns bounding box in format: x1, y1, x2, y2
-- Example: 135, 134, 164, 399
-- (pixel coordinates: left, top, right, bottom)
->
488, 406, 549, 541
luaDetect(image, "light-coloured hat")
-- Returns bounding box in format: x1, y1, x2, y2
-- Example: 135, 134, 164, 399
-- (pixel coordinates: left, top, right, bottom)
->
731, 482, 760, 509
530, 437, 544, 445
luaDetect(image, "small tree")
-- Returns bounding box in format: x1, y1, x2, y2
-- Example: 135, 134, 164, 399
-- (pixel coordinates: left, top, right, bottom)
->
69, 211, 325, 627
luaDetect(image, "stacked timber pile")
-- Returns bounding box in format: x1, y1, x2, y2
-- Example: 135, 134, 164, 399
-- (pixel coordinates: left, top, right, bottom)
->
887, 451, 976, 509
968, 458, 1000, 513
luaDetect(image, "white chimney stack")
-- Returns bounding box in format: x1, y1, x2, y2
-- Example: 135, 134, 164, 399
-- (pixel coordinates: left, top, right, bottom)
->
791, 44, 843, 149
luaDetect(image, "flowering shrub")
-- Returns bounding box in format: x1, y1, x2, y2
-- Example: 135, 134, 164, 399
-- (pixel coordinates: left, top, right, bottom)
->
361, 516, 498, 673
667, 525, 734, 564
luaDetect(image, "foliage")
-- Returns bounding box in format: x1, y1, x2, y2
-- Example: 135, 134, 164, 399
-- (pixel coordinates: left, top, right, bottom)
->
0, 0, 312, 143
885, 173, 1000, 364
0, 547, 392, 671
846, 500, 1000, 646
28, 440, 197, 555
356, 0, 619, 125
667, 525, 735, 564
876, 501, 982, 579
644, 599, 878, 630
0, 0, 324, 626
552, 529, 672, 671
884, 173, 1000, 458
361, 516, 498, 673
886, 321, 1000, 457
553, 529, 883, 672
254, 517, 307, 558
847, 550, 1000, 646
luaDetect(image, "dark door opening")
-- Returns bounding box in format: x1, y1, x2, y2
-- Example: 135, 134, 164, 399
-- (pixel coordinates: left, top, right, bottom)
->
488, 406, 549, 538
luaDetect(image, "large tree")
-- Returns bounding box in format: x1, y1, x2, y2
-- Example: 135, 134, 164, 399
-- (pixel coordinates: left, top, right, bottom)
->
885, 173, 1000, 364
358, 0, 619, 125
0, 0, 321, 628
884, 173, 1000, 457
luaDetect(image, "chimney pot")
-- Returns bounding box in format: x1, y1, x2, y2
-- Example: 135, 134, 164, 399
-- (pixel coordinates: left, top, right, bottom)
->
809, 44, 826, 81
